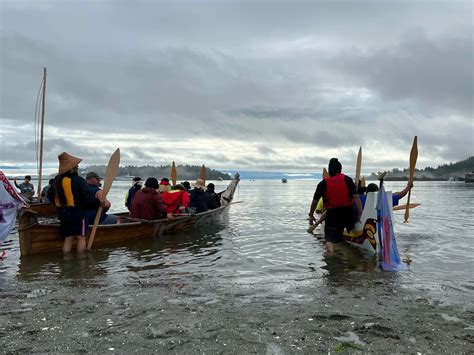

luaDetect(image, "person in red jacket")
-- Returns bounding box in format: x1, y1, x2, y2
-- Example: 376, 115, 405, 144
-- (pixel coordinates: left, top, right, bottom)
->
130, 177, 167, 220
308, 158, 362, 254
161, 184, 190, 215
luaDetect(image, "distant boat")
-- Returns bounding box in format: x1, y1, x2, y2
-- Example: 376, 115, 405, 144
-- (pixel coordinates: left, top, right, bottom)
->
281, 178, 288, 183
217, 177, 223, 181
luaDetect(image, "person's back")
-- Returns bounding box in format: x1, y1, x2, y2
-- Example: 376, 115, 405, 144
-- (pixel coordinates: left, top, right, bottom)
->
125, 177, 142, 211
130, 178, 167, 220
161, 185, 190, 214
190, 179, 207, 213
205, 183, 221, 210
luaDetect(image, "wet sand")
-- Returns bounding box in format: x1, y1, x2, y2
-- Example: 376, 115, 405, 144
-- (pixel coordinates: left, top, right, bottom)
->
1, 265, 472, 353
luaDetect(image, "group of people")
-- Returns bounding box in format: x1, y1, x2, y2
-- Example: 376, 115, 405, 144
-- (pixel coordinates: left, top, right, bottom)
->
42, 151, 222, 253
308, 158, 413, 254
125, 176, 221, 221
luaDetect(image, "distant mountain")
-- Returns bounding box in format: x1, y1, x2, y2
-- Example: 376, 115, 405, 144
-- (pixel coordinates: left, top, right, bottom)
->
81, 164, 232, 181
368, 156, 474, 181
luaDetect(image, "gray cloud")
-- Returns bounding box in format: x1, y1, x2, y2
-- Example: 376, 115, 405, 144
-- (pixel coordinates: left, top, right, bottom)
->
1, 1, 472, 172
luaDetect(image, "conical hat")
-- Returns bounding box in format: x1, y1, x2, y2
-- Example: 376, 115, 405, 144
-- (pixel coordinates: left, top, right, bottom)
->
58, 152, 82, 174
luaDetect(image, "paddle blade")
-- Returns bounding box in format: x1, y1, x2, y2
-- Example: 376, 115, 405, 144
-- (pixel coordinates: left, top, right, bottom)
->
361, 176, 366, 187
355, 146, 362, 187
322, 168, 329, 179
199, 164, 206, 184
102, 148, 121, 197
171, 161, 177, 186
404, 136, 418, 223
394, 203, 420, 211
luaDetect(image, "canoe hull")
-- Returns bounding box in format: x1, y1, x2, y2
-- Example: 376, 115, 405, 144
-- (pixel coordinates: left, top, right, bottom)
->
19, 175, 240, 256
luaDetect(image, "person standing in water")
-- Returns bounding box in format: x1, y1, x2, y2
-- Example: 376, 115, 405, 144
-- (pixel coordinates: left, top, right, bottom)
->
308, 158, 362, 254
47, 152, 103, 253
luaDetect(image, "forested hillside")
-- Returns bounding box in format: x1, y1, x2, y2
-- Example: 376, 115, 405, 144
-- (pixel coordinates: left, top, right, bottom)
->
368, 156, 474, 181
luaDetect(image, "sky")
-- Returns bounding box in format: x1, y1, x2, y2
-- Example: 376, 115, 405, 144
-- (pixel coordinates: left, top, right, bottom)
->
1, 0, 473, 176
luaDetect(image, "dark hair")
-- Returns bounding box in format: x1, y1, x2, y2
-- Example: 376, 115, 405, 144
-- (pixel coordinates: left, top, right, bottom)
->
206, 183, 215, 191
145, 177, 159, 189
328, 158, 342, 177
48, 178, 55, 185
182, 181, 191, 190
366, 183, 379, 193
357, 186, 367, 194
25, 175, 32, 180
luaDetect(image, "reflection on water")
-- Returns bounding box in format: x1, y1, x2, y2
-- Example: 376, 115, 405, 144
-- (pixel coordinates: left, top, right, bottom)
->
1, 180, 473, 307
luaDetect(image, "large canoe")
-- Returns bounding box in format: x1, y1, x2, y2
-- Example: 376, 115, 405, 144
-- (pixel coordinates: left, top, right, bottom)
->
18, 174, 240, 256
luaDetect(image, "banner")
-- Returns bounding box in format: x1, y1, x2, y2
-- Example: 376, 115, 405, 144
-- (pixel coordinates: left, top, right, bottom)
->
376, 183, 407, 271
0, 171, 25, 246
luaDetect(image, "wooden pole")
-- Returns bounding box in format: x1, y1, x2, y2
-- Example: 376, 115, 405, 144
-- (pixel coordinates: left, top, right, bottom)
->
355, 146, 362, 188
171, 161, 177, 186
37, 67, 47, 201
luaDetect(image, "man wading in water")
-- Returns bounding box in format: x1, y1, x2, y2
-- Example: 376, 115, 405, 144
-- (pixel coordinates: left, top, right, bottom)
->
308, 158, 362, 254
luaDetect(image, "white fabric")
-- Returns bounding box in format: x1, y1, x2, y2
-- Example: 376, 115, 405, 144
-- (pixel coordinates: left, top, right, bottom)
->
0, 171, 24, 245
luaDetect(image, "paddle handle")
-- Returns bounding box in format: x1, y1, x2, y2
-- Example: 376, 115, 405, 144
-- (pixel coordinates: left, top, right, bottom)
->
87, 205, 103, 250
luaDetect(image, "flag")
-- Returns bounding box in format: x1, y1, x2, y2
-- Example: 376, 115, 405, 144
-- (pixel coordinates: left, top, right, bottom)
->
376, 183, 407, 271
0, 171, 25, 246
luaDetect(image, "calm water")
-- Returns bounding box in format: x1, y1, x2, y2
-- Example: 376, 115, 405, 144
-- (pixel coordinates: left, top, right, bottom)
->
1, 180, 473, 307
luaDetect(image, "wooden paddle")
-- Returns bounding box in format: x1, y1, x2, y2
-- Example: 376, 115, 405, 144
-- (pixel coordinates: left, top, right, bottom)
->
355, 146, 362, 188
322, 167, 329, 178
361, 176, 366, 187
171, 161, 177, 186
394, 203, 420, 211
87, 148, 121, 251
404, 136, 418, 223
199, 164, 206, 185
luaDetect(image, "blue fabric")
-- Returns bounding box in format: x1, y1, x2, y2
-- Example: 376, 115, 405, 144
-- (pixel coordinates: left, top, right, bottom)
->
376, 184, 407, 272
359, 194, 400, 208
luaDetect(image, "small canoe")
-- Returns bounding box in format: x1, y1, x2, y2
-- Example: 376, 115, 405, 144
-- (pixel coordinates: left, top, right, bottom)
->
18, 174, 240, 256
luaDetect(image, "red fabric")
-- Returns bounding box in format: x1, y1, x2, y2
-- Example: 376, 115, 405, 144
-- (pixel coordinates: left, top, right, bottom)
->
130, 187, 167, 220
323, 174, 353, 209
161, 190, 190, 214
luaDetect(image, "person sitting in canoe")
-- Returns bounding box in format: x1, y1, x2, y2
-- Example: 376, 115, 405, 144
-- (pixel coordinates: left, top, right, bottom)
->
189, 179, 208, 213
360, 180, 414, 208
124, 176, 142, 211
85, 172, 118, 225
47, 152, 104, 253
14, 175, 35, 202
130, 177, 167, 220
205, 183, 221, 210
158, 177, 172, 193
40, 178, 54, 203
308, 158, 362, 254
161, 184, 190, 216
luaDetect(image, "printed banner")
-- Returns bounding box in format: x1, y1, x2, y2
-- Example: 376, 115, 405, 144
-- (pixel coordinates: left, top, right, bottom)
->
0, 171, 25, 245
376, 183, 407, 271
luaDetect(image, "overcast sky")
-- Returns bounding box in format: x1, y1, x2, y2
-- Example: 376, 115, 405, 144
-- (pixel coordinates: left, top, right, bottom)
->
1, 0, 472, 175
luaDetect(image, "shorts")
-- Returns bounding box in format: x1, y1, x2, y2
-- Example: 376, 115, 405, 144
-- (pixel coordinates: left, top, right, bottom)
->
59, 218, 87, 240
324, 224, 345, 244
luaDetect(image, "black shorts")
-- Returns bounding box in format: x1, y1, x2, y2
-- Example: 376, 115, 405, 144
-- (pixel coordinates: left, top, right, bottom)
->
59, 218, 87, 240
324, 205, 356, 243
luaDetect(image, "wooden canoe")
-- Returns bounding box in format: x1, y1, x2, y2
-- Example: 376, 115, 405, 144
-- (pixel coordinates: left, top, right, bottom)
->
18, 174, 240, 256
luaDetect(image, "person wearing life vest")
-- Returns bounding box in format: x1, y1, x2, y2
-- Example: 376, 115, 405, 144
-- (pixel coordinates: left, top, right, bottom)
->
47, 152, 103, 253
308, 158, 362, 253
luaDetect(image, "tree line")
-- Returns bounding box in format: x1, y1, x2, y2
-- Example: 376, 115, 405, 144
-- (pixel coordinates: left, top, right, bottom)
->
80, 164, 232, 181
368, 156, 474, 181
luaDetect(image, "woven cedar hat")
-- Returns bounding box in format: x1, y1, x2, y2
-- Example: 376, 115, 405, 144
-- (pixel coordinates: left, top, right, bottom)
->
58, 152, 82, 175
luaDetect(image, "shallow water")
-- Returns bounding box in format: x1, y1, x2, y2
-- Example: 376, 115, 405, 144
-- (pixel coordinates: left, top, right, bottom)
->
1, 180, 473, 352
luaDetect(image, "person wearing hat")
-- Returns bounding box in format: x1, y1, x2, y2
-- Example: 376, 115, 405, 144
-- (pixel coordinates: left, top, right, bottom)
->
47, 152, 102, 253
14, 175, 35, 202
130, 177, 167, 220
158, 177, 171, 193
205, 183, 221, 210
85, 172, 117, 226
189, 179, 208, 213
308, 158, 362, 254
125, 177, 143, 211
